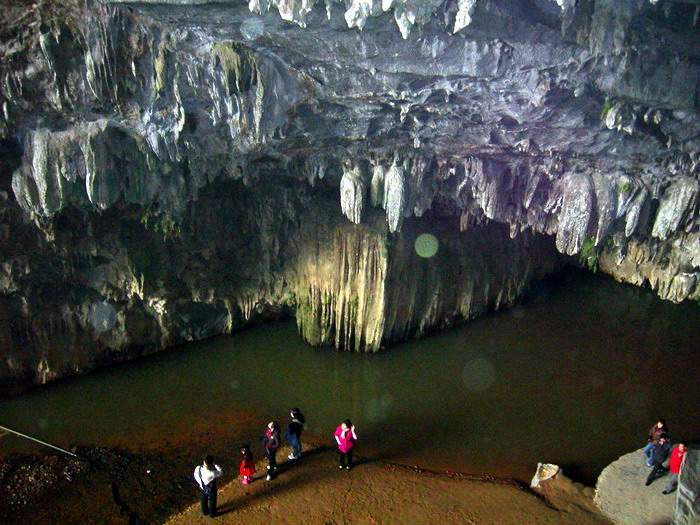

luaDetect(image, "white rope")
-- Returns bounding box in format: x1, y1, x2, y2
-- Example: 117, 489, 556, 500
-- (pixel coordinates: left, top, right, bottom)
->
0, 424, 82, 459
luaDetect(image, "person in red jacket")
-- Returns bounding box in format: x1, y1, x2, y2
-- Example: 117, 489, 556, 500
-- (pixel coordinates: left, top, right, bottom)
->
239, 445, 256, 485
334, 419, 358, 470
662, 443, 687, 495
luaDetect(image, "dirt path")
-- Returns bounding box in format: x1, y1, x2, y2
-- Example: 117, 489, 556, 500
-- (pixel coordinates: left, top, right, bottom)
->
166, 447, 609, 525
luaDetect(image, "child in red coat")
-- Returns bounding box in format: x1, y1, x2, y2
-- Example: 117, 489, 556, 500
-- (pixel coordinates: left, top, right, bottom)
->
239, 445, 256, 485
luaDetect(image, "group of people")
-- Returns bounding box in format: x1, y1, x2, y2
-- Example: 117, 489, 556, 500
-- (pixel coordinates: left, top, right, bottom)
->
642, 418, 687, 495
193, 414, 688, 518
192, 408, 358, 518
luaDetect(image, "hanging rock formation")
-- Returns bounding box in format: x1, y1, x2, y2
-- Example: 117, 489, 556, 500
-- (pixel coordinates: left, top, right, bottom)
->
296, 213, 558, 351
0, 0, 698, 391
0, 171, 560, 392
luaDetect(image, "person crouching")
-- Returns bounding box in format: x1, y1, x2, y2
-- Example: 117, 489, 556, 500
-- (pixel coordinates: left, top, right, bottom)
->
645, 435, 671, 486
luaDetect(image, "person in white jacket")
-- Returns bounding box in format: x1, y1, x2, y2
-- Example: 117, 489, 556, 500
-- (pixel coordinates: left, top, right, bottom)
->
194, 455, 223, 517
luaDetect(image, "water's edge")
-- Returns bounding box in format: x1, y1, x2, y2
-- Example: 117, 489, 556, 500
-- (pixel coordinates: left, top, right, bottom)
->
1, 269, 699, 488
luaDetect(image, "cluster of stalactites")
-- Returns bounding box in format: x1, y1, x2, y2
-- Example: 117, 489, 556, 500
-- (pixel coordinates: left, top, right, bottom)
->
338, 150, 698, 244
245, 0, 664, 39
333, 149, 699, 303
340, 155, 430, 233
8, 6, 304, 223
248, 0, 476, 39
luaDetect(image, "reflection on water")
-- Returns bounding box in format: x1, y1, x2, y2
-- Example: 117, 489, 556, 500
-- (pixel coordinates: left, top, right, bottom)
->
1, 269, 699, 483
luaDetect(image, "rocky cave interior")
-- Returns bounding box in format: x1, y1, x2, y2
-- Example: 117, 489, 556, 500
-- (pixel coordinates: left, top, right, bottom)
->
0, 0, 698, 394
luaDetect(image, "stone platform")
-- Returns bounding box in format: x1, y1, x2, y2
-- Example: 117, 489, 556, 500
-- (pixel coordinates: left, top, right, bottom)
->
594, 448, 675, 525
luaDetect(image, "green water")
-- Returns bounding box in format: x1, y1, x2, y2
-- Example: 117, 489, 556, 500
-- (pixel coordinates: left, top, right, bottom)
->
1, 270, 698, 483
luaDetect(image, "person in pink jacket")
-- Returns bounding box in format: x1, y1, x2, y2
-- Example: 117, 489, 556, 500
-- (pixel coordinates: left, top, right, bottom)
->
334, 419, 358, 470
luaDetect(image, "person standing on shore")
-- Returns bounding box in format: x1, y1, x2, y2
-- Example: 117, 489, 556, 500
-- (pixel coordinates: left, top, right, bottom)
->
286, 408, 306, 460
645, 435, 671, 486
239, 445, 256, 485
334, 419, 358, 470
263, 421, 281, 481
662, 443, 687, 495
194, 455, 223, 518
644, 419, 668, 467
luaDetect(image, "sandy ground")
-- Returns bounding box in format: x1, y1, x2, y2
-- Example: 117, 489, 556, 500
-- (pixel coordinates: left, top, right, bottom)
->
166, 446, 610, 525
1, 407, 611, 525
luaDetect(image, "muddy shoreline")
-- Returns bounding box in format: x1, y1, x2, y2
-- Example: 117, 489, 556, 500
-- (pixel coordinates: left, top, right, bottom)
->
0, 409, 269, 524
0, 435, 609, 525
0, 446, 192, 524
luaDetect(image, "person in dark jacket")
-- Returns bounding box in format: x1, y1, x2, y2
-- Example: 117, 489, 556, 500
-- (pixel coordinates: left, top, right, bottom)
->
263, 421, 281, 481
644, 419, 668, 467
645, 435, 671, 486
286, 408, 306, 460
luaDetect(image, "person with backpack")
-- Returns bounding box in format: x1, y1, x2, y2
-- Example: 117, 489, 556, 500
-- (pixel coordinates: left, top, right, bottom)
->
193, 455, 223, 517
286, 408, 306, 460
263, 421, 281, 481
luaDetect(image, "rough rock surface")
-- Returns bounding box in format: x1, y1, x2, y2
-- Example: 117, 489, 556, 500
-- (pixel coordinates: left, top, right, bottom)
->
0, 170, 561, 392
532, 468, 604, 522
674, 449, 700, 525
0, 0, 699, 389
594, 448, 675, 525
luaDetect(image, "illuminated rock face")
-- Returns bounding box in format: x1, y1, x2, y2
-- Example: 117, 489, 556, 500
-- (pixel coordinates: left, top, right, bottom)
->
0, 0, 698, 389
295, 213, 559, 352
0, 170, 561, 391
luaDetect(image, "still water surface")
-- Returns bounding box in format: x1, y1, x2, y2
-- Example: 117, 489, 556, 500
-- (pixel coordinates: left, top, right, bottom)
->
1, 270, 698, 483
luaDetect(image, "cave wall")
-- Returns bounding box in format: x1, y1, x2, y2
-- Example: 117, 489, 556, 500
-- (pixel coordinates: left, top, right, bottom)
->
0, 169, 561, 393
0, 0, 698, 391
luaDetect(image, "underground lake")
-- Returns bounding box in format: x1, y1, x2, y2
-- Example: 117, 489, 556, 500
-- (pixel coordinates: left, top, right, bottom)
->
1, 268, 698, 486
